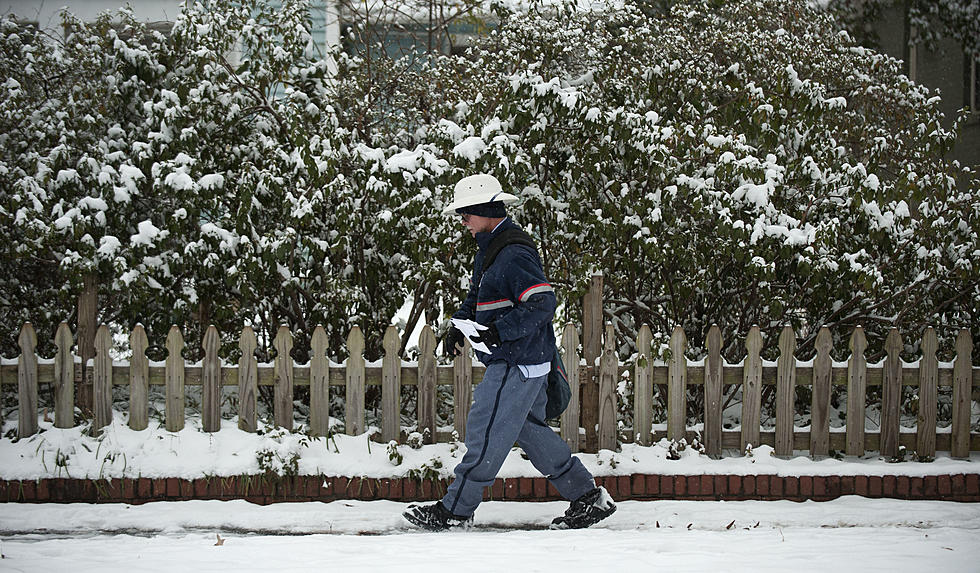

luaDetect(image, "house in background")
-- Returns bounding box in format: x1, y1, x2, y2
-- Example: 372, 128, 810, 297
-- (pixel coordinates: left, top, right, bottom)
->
874, 3, 979, 169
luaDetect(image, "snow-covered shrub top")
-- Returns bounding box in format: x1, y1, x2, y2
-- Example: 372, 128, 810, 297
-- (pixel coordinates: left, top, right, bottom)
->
0, 0, 976, 364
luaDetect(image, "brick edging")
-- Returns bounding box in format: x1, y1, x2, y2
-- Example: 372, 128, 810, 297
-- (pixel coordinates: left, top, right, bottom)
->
1, 474, 977, 505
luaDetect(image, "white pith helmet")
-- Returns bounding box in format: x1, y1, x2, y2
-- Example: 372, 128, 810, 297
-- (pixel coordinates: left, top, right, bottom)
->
442, 174, 519, 215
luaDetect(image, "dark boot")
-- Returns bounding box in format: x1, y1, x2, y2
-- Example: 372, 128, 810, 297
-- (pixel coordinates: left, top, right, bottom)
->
403, 501, 474, 531
550, 486, 616, 530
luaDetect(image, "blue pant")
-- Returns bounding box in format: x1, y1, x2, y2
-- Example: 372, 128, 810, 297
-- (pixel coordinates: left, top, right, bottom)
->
441, 362, 596, 516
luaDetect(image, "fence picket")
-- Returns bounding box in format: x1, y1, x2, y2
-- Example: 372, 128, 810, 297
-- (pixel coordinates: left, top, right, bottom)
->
93, 324, 113, 431
129, 325, 149, 431
238, 327, 258, 432
202, 325, 221, 433
346, 326, 365, 436
916, 328, 938, 459
810, 327, 832, 457
560, 324, 581, 453
453, 339, 473, 440
704, 325, 723, 458
846, 327, 868, 456
742, 326, 763, 452
880, 328, 903, 458
417, 325, 437, 444
17, 323, 38, 438
775, 326, 796, 457
598, 324, 618, 451
273, 326, 294, 430
382, 326, 401, 443
634, 324, 653, 446
310, 326, 330, 437
53, 322, 74, 429
951, 329, 973, 459
1, 320, 976, 457
581, 274, 603, 453
165, 326, 185, 432
668, 325, 687, 442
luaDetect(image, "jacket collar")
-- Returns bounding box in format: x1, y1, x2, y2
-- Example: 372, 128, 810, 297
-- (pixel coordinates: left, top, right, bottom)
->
475, 217, 517, 251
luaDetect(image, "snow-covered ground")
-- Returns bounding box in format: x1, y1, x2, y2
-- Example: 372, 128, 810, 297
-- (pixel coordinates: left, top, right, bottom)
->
3, 415, 977, 482
1, 497, 978, 572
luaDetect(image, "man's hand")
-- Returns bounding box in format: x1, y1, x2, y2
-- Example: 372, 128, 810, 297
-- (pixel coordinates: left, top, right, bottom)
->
472, 323, 501, 349
443, 326, 465, 358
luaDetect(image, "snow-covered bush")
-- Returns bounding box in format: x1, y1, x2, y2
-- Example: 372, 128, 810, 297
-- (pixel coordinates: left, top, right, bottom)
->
433, 0, 979, 360
1, 0, 976, 368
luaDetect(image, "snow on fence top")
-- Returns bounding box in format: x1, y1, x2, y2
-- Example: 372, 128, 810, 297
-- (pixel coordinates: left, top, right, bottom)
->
2, 321, 977, 460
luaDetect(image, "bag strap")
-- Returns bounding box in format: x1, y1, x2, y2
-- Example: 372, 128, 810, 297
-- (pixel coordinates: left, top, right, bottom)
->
483, 227, 537, 271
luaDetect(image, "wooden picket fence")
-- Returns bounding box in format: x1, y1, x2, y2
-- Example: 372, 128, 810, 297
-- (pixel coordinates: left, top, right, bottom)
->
2, 320, 978, 458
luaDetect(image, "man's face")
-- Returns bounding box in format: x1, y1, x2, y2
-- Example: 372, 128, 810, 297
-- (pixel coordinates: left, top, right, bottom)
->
460, 213, 496, 237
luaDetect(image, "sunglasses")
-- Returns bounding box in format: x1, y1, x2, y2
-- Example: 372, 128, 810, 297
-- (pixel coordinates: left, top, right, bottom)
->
460, 213, 473, 223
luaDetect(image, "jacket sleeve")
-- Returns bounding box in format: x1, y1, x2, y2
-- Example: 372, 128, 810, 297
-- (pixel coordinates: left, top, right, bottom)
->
452, 252, 484, 321
493, 247, 556, 342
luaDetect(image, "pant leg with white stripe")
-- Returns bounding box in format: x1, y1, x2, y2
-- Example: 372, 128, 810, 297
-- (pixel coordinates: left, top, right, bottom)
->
516, 373, 596, 503
441, 362, 542, 516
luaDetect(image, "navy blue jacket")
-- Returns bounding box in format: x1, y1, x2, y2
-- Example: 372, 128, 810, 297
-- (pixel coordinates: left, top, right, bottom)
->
453, 218, 557, 366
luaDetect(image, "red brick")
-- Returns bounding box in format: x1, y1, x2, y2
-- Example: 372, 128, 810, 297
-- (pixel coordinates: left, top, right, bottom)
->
674, 475, 687, 497
363, 478, 380, 500
825, 476, 841, 499
840, 476, 855, 496
798, 476, 811, 498
402, 478, 418, 500
882, 475, 897, 497
743, 476, 756, 497
909, 477, 924, 498
390, 478, 405, 500
505, 478, 519, 500
728, 475, 742, 497
714, 475, 729, 498
855, 475, 868, 497
784, 477, 799, 498
924, 475, 938, 497
686, 476, 700, 499
37, 479, 50, 501
519, 477, 534, 498
618, 476, 631, 498
335, 477, 351, 498
699, 475, 714, 497
812, 476, 826, 498
534, 477, 548, 498
951, 474, 966, 496
938, 475, 952, 497
179, 479, 194, 499
770, 476, 783, 498
755, 475, 770, 498
20, 480, 36, 502
165, 477, 179, 498
646, 475, 660, 496
120, 478, 135, 499
306, 476, 322, 499
869, 476, 883, 497
965, 474, 979, 497
137, 477, 151, 498
490, 478, 504, 500
660, 475, 674, 496
80, 479, 98, 501
631, 474, 646, 496
897, 476, 910, 498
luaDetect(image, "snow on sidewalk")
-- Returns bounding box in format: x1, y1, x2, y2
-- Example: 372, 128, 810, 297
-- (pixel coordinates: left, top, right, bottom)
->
0, 497, 978, 572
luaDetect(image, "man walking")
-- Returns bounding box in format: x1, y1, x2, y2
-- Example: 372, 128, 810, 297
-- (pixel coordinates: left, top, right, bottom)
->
403, 173, 616, 531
